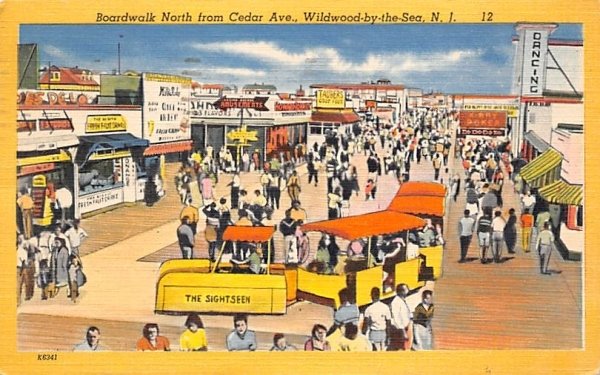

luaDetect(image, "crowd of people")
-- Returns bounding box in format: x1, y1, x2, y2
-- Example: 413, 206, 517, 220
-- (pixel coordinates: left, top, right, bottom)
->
17, 219, 88, 306
73, 285, 434, 352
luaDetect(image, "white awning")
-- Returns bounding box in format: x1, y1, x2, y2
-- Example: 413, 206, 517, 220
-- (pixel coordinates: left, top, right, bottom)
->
18, 133, 79, 153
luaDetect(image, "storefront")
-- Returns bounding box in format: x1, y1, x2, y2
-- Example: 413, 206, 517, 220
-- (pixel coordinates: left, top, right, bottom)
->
75, 133, 148, 216
190, 95, 311, 165
518, 148, 563, 192
521, 130, 550, 161
17, 107, 80, 230
17, 135, 79, 229
141, 72, 193, 184
308, 109, 361, 145
538, 180, 583, 260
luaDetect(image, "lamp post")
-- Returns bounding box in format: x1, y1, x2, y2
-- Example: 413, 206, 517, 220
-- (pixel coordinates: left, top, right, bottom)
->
117, 34, 123, 75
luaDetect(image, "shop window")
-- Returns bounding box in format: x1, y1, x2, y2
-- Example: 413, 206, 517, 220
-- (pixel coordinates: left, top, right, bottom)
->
78, 160, 123, 194
309, 125, 322, 135
566, 205, 583, 230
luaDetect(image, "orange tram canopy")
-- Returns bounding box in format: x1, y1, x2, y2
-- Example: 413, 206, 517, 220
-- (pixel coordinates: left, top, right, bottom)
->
301, 211, 426, 240
395, 181, 447, 197
222, 226, 275, 242
387, 195, 445, 217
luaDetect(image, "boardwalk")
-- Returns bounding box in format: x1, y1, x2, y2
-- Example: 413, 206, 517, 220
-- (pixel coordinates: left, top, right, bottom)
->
434, 163, 582, 349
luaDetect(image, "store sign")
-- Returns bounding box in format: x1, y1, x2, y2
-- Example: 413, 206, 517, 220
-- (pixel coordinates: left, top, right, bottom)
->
78, 189, 124, 214
213, 97, 269, 111
521, 30, 550, 96
18, 163, 56, 177
463, 104, 519, 117
227, 125, 258, 143
88, 150, 132, 161
316, 89, 345, 109
17, 90, 97, 106
274, 102, 311, 111
17, 150, 71, 167
85, 114, 128, 133
459, 128, 506, 137
39, 119, 73, 131
17, 120, 35, 132
143, 72, 191, 144
459, 111, 507, 129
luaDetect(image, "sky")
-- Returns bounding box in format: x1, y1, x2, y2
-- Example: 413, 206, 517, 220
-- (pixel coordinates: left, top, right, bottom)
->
20, 24, 582, 94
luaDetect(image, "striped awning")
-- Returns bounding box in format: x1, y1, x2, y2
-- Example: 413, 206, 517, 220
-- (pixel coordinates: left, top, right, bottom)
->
519, 148, 562, 188
539, 180, 583, 206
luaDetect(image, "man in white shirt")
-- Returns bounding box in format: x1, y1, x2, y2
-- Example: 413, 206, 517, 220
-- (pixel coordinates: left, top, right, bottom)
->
64, 219, 88, 257
458, 209, 476, 262
363, 287, 391, 351
491, 211, 506, 263
54, 185, 73, 227
389, 283, 413, 351
521, 190, 536, 213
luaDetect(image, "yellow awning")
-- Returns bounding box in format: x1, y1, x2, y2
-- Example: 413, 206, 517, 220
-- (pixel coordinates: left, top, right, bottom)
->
539, 180, 583, 206
519, 148, 562, 188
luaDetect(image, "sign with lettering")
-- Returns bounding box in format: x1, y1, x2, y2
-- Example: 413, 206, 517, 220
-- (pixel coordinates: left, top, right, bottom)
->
17, 90, 98, 106
213, 96, 269, 111
459, 111, 507, 129
227, 125, 258, 143
459, 128, 506, 137
39, 119, 73, 131
160, 285, 286, 314
274, 101, 311, 111
521, 29, 551, 96
85, 114, 128, 133
316, 89, 345, 109
78, 188, 124, 214
18, 163, 56, 177
143, 72, 192, 144
463, 104, 519, 117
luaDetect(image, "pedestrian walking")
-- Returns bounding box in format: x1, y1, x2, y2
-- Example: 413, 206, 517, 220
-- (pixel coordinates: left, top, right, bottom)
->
536, 222, 557, 275
389, 283, 413, 351
520, 209, 534, 253
412, 290, 434, 350
228, 172, 241, 209
458, 209, 476, 263
286, 170, 301, 203
491, 211, 506, 263
327, 188, 342, 219
504, 208, 517, 254
476, 209, 493, 263
432, 153, 442, 181
362, 287, 391, 351
176, 216, 195, 259
307, 154, 319, 187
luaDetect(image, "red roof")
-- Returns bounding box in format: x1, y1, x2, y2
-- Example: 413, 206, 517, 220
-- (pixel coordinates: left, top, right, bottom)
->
222, 226, 275, 242
311, 110, 360, 124
39, 66, 99, 87
396, 182, 447, 197
301, 211, 425, 240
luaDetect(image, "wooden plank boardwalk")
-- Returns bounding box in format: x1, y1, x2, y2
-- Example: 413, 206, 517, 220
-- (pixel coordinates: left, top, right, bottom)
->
434, 174, 582, 349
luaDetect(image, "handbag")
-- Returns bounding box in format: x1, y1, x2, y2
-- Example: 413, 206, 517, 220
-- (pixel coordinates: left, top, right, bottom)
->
76, 268, 87, 287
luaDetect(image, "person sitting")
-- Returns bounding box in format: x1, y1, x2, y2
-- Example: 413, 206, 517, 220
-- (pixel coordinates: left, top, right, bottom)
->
136, 323, 170, 351
231, 245, 263, 274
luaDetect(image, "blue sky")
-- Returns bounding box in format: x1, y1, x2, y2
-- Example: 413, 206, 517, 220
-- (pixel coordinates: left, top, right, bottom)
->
20, 24, 582, 94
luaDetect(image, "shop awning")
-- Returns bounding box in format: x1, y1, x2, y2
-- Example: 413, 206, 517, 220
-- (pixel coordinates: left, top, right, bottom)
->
539, 180, 583, 206
523, 131, 550, 153
311, 110, 360, 124
222, 226, 275, 242
17, 133, 79, 153
75, 133, 149, 166
143, 140, 193, 156
395, 182, 447, 197
387, 196, 445, 217
519, 148, 562, 188
301, 211, 426, 241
